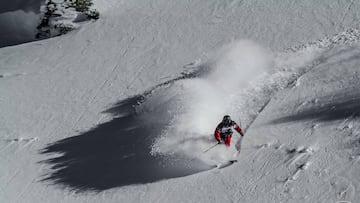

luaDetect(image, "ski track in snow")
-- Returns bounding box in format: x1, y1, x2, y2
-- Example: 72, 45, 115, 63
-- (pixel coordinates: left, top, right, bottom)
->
246, 42, 360, 202
0, 72, 26, 78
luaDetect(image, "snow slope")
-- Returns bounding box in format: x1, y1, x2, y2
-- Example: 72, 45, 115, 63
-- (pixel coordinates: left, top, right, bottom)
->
233, 43, 360, 202
1, 0, 360, 202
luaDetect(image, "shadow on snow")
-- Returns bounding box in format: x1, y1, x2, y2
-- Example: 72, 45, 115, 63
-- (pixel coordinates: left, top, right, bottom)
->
271, 91, 360, 124
40, 68, 213, 192
272, 46, 360, 124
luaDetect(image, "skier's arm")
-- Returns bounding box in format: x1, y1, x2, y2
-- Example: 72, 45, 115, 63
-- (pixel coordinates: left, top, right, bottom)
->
234, 123, 244, 137
214, 124, 222, 143
214, 129, 221, 143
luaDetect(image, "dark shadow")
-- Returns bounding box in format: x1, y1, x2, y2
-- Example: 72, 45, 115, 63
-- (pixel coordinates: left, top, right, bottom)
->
271, 45, 360, 124
272, 91, 360, 124
40, 65, 215, 191
41, 94, 212, 191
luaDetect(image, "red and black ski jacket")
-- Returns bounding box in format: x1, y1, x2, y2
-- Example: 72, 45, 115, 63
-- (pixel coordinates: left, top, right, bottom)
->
214, 121, 243, 141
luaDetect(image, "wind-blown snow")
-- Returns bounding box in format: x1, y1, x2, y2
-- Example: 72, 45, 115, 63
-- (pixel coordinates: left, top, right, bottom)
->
1, 1, 360, 203
151, 40, 272, 164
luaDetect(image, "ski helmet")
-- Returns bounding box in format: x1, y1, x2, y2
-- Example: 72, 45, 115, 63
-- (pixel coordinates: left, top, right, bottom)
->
223, 115, 232, 123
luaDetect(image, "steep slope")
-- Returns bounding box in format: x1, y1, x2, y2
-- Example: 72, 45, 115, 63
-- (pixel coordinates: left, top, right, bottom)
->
229, 43, 360, 202
87, 35, 360, 203
1, 1, 360, 202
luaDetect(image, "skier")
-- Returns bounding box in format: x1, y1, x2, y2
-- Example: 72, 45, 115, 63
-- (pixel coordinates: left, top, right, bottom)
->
214, 115, 244, 147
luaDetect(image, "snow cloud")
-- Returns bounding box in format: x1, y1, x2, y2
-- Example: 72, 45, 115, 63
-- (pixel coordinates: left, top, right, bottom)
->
150, 40, 272, 164
188, 40, 272, 134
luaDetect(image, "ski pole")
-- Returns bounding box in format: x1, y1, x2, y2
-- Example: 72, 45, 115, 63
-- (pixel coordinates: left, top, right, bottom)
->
203, 143, 219, 153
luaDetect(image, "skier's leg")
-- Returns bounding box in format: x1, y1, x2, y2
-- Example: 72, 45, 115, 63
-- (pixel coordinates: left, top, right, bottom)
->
215, 131, 221, 142
225, 136, 231, 147
220, 134, 225, 143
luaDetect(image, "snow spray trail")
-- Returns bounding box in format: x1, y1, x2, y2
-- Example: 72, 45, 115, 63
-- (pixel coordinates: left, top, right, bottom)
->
41, 38, 332, 190
40, 40, 272, 191
39, 52, 215, 191
41, 94, 213, 191
150, 40, 272, 164
148, 35, 355, 165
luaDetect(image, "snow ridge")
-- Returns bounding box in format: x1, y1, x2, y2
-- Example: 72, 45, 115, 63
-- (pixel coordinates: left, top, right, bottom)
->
288, 28, 360, 52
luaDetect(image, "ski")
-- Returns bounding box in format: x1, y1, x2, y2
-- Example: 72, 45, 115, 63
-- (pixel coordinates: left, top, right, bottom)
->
215, 160, 238, 169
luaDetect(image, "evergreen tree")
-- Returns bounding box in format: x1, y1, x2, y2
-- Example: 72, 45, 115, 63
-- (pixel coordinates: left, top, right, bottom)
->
36, 0, 99, 39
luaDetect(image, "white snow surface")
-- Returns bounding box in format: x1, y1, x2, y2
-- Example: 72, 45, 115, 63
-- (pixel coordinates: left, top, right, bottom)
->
1, 0, 360, 202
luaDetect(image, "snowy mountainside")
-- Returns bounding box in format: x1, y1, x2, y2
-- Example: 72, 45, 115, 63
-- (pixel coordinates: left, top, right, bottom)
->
232, 43, 360, 202
1, 1, 360, 202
